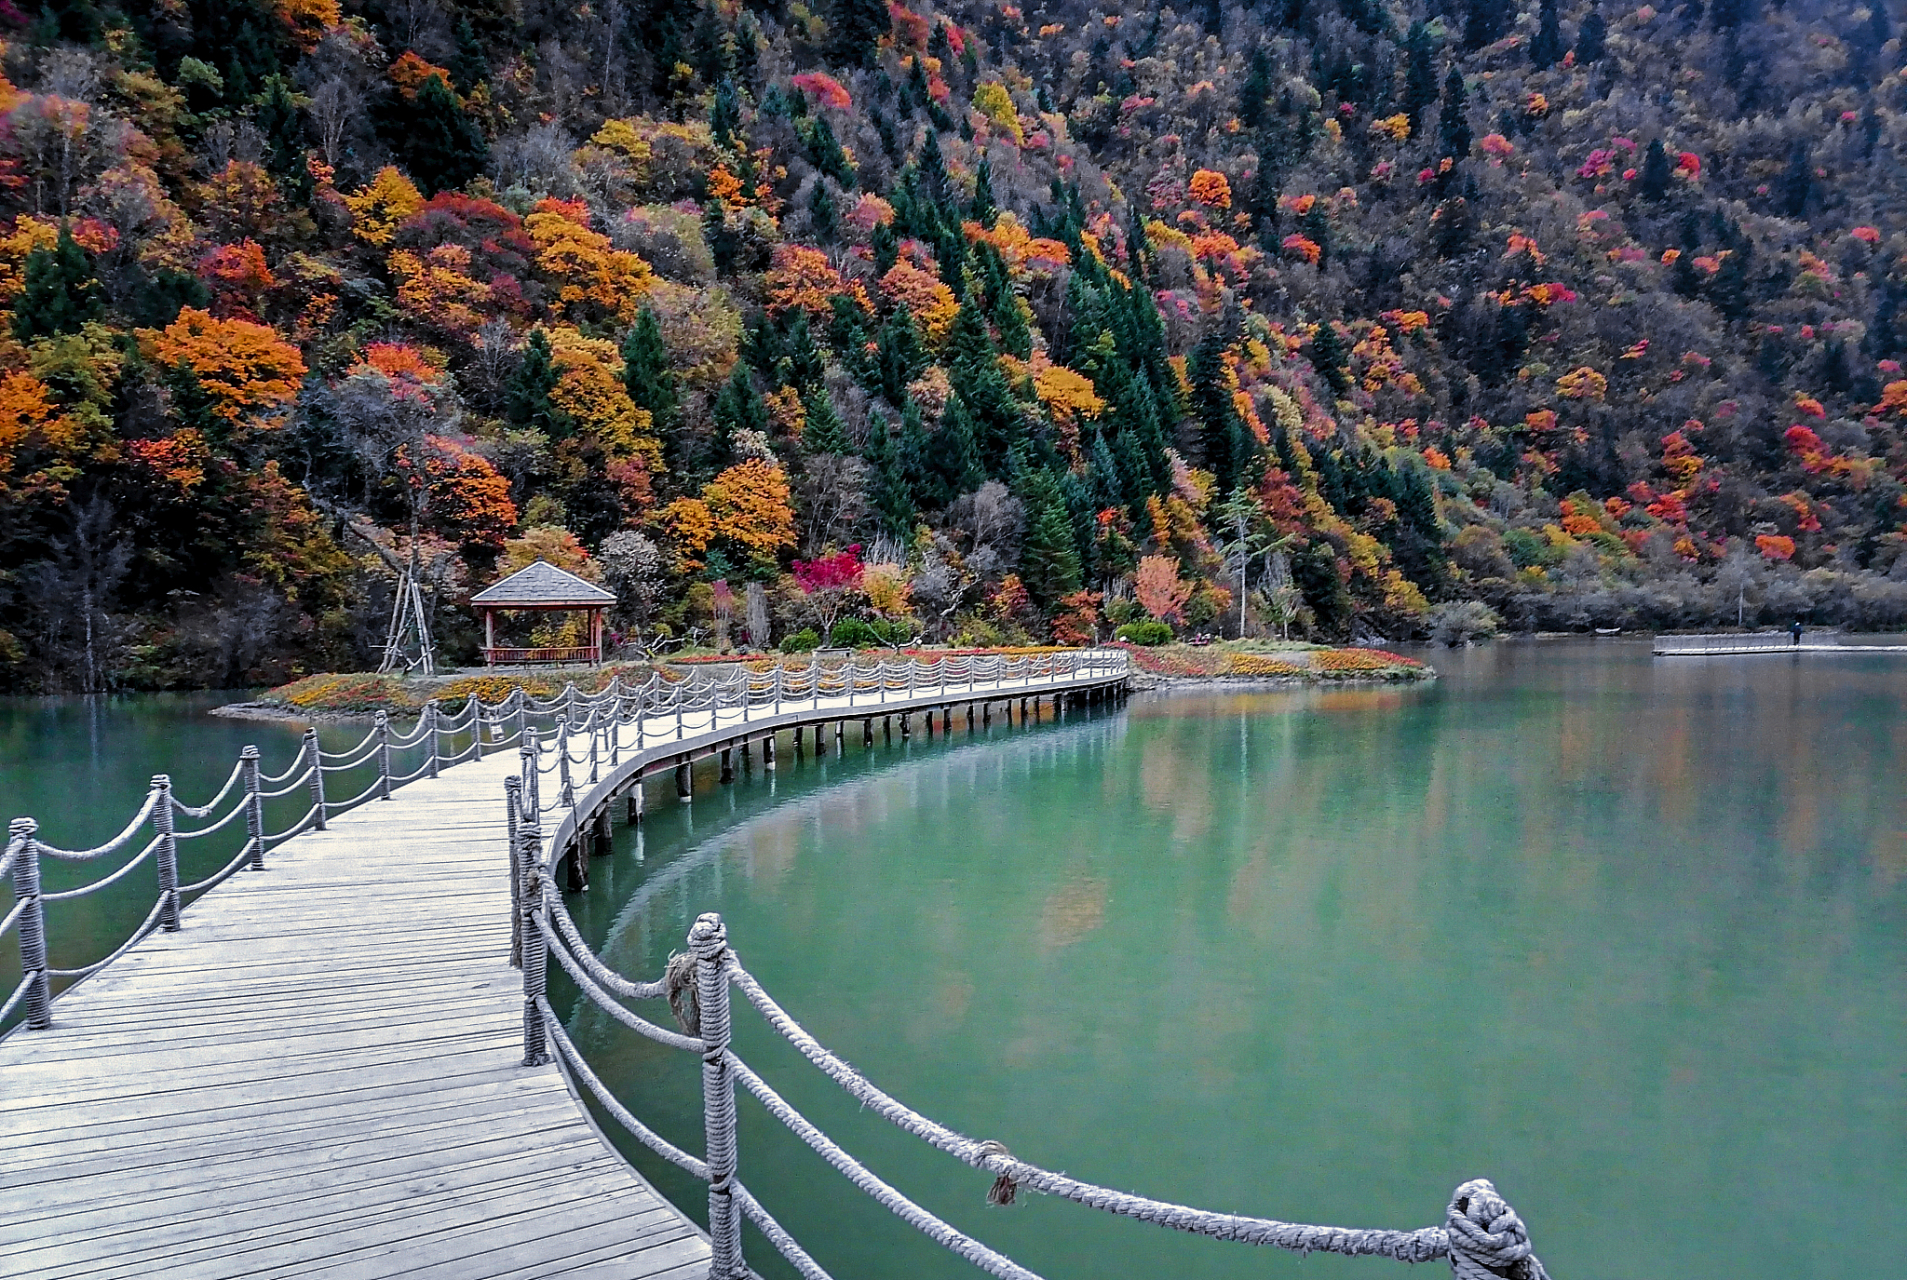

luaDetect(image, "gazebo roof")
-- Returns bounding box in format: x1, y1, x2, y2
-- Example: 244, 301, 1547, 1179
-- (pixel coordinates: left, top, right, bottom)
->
470, 559, 617, 609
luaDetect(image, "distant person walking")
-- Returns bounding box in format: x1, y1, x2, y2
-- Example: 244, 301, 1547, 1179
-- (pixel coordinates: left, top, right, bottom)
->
1791, 620, 1804, 646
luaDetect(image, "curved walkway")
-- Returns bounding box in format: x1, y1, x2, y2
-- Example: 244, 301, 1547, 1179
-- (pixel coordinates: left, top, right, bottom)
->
0, 656, 1127, 1279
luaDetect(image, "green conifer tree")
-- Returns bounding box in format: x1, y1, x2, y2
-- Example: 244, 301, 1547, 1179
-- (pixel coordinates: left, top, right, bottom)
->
1640, 138, 1672, 201
929, 393, 986, 502
1574, 8, 1607, 61
828, 0, 891, 69
1018, 469, 1084, 605
450, 18, 489, 93
970, 156, 998, 227
1530, 0, 1564, 68
801, 385, 849, 455
1403, 24, 1440, 134
506, 330, 573, 438
12, 228, 101, 342
406, 74, 488, 196
712, 362, 768, 466
1438, 66, 1472, 161
621, 308, 680, 435
1308, 322, 1353, 397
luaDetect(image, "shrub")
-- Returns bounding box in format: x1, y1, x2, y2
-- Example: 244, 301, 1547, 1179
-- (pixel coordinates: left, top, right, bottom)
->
780, 628, 821, 652
1426, 600, 1502, 646
1115, 619, 1174, 646
1223, 653, 1304, 676
827, 618, 880, 648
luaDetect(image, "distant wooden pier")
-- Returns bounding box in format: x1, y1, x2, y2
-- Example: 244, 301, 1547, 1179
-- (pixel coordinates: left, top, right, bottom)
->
1654, 632, 1907, 656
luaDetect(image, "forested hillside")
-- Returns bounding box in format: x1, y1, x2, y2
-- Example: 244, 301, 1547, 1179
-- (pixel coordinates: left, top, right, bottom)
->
5, 0, 1907, 689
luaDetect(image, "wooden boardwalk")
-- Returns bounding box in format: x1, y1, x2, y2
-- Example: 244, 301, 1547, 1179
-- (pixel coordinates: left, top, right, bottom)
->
0, 744, 710, 1280
0, 654, 1129, 1278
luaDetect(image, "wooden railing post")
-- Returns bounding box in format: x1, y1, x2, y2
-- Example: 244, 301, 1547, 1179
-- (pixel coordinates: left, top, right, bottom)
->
690, 912, 744, 1279
374, 712, 392, 801
8, 818, 50, 1030
241, 745, 265, 870
425, 702, 441, 779
516, 817, 549, 1066
558, 715, 575, 808
521, 727, 540, 817
305, 728, 327, 831
152, 776, 180, 930
505, 777, 523, 970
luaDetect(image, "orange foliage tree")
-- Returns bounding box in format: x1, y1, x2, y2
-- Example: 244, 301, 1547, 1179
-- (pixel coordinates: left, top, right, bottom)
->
1133, 553, 1194, 625
149, 309, 306, 426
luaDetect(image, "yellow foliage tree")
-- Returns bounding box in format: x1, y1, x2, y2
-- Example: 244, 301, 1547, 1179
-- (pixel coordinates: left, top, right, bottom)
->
343, 167, 424, 247
1555, 366, 1608, 401
879, 260, 959, 341
391, 244, 492, 333
659, 458, 795, 570
526, 200, 655, 323
971, 81, 1025, 145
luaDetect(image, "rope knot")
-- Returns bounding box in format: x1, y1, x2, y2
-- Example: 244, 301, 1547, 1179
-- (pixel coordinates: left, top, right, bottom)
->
975, 1139, 1020, 1206
664, 950, 700, 1034
1445, 1179, 1550, 1280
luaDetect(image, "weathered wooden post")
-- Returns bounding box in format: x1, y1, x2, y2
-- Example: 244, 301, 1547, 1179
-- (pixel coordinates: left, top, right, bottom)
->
793, 725, 804, 758
863, 718, 873, 746
506, 777, 523, 969
983, 701, 992, 727
689, 912, 744, 1279
966, 704, 975, 730
815, 722, 827, 757
834, 721, 844, 748
900, 712, 911, 740
588, 713, 601, 784
240, 746, 265, 871
942, 707, 951, 734
883, 715, 891, 741
627, 779, 644, 825
8, 818, 50, 1030
924, 710, 933, 739
515, 818, 549, 1066
374, 712, 393, 800
152, 776, 180, 932
522, 726, 541, 817
304, 728, 327, 830
425, 702, 440, 779
720, 749, 734, 783
762, 734, 776, 770
558, 716, 575, 809
675, 761, 692, 800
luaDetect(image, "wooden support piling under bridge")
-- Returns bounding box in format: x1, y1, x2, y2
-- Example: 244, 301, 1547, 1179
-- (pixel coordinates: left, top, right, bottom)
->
0, 649, 1129, 1278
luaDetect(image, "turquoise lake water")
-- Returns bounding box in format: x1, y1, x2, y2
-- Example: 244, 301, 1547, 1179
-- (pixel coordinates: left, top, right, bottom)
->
3, 643, 1902, 1278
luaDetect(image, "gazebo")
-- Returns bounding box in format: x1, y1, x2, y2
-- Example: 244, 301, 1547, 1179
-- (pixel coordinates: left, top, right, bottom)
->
470, 559, 618, 666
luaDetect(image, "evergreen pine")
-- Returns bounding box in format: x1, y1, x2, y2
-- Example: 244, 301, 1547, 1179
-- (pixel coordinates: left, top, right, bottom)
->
866, 412, 916, 531
994, 289, 1034, 360
1308, 323, 1353, 397
1438, 66, 1472, 161
1402, 23, 1440, 133
829, 0, 891, 69
12, 227, 102, 342
809, 179, 838, 243
928, 393, 986, 501
621, 308, 680, 435
802, 386, 849, 455
711, 77, 743, 150
1530, 0, 1564, 68
1018, 469, 1083, 604
1573, 8, 1606, 62
505, 330, 573, 439
1640, 138, 1672, 201
876, 308, 928, 406
450, 19, 489, 93
257, 76, 311, 202
406, 74, 488, 196
1239, 46, 1276, 131
1463, 0, 1508, 49
1777, 142, 1812, 217
970, 156, 998, 226
871, 220, 899, 275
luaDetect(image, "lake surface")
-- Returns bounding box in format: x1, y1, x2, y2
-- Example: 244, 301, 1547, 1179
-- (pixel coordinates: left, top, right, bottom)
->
3, 645, 1903, 1279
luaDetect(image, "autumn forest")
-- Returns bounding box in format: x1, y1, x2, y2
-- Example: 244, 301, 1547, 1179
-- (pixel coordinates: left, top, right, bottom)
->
4, 0, 1907, 689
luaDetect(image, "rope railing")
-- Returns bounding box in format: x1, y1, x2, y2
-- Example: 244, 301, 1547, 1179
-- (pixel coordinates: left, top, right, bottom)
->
471, 646, 1557, 1280
6, 649, 1124, 1028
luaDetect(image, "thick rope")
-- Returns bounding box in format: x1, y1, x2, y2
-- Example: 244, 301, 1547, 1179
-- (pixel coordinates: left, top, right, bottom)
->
544, 894, 671, 1000
39, 833, 164, 902
728, 960, 1457, 1264
0, 972, 36, 1024
170, 800, 251, 841
262, 805, 322, 846
170, 761, 245, 816
31, 790, 159, 861
727, 1054, 1045, 1280
178, 839, 262, 895
0, 893, 30, 939
533, 912, 704, 1053
733, 1183, 836, 1280
46, 893, 169, 978
256, 768, 316, 800
538, 996, 710, 1177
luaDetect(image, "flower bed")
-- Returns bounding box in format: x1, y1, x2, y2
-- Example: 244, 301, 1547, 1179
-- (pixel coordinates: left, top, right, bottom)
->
1222, 653, 1306, 677
1314, 647, 1423, 671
